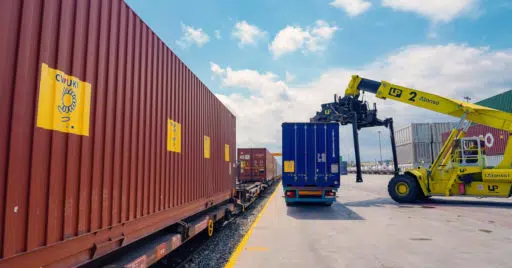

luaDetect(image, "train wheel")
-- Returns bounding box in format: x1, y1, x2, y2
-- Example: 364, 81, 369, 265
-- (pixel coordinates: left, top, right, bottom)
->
207, 219, 214, 237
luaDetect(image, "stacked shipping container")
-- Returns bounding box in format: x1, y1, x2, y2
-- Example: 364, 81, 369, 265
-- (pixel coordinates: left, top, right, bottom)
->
430, 122, 460, 161
394, 122, 458, 170
441, 124, 509, 166
394, 123, 432, 170
0, 0, 236, 267
469, 89, 512, 167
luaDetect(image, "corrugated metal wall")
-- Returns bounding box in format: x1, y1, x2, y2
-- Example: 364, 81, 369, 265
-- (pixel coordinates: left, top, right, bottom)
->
485, 155, 504, 167
0, 0, 235, 266
237, 148, 277, 182
394, 123, 431, 146
431, 122, 458, 143
431, 142, 443, 162
281, 122, 340, 188
476, 90, 512, 113
396, 142, 432, 165
441, 124, 509, 156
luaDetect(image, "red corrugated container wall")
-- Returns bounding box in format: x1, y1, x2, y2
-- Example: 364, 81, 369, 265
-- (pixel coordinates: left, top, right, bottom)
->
237, 148, 276, 183
441, 124, 509, 156
0, 0, 236, 267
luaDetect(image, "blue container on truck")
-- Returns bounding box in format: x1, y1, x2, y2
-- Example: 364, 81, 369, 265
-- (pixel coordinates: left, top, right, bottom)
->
281, 122, 341, 206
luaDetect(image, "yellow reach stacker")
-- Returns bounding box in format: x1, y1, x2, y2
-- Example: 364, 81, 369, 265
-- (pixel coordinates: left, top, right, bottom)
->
311, 75, 512, 203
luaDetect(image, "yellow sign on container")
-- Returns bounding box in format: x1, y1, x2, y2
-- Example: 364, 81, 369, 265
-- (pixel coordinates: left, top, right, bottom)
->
284, 161, 294, 172
36, 63, 92, 136
204, 136, 211, 159
225, 144, 230, 162
167, 119, 181, 153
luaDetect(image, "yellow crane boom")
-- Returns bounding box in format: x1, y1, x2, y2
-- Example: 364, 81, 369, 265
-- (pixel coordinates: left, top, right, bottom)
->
345, 75, 512, 132
344, 75, 512, 169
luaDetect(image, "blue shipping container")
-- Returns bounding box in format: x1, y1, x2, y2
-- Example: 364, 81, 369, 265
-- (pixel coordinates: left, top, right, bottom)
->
340, 161, 348, 175
281, 122, 341, 205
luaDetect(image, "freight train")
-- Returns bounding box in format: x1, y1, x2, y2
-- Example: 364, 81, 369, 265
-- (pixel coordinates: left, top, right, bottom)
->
0, 1, 280, 267
235, 148, 280, 210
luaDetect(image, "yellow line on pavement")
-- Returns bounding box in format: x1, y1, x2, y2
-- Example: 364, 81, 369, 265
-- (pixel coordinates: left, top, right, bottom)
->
245, 246, 269, 252
224, 182, 281, 268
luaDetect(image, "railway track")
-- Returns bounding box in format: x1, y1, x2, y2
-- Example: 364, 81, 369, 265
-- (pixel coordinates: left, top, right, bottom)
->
153, 181, 280, 268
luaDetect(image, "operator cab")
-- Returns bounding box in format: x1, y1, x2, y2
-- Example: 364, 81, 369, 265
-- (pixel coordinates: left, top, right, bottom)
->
451, 137, 486, 167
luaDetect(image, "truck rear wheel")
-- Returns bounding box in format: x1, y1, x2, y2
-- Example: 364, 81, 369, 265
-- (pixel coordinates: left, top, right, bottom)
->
388, 175, 419, 203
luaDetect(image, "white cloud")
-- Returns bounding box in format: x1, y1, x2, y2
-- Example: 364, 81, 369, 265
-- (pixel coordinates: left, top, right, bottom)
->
330, 0, 372, 16
268, 26, 310, 58
381, 0, 478, 23
211, 62, 288, 100
285, 71, 296, 83
212, 44, 512, 161
269, 20, 339, 58
214, 30, 221, 40
176, 23, 210, 48
232, 20, 266, 47
210, 62, 225, 75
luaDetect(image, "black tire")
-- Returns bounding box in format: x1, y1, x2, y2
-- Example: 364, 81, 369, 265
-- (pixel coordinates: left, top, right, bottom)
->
387, 175, 419, 203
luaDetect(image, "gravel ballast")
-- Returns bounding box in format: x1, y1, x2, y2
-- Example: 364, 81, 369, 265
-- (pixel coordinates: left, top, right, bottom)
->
154, 181, 280, 268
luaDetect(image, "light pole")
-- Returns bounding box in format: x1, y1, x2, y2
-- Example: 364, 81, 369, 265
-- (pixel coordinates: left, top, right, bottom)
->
378, 130, 382, 165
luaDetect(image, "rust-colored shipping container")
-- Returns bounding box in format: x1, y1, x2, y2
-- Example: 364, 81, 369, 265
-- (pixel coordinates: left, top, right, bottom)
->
0, 0, 236, 267
441, 124, 509, 156
237, 148, 277, 183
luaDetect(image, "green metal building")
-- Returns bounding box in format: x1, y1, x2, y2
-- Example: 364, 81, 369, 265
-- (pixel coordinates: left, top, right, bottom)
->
475, 89, 512, 113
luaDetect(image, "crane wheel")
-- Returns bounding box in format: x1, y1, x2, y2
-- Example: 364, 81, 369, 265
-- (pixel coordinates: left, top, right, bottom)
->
388, 175, 419, 203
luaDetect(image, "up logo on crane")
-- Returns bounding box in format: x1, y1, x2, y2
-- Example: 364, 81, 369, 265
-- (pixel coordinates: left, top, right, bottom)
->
388, 87, 403, 98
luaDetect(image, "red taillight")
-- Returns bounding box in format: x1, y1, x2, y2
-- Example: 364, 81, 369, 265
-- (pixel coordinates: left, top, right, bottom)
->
286, 191, 296, 198
325, 191, 336, 197
459, 183, 465, 194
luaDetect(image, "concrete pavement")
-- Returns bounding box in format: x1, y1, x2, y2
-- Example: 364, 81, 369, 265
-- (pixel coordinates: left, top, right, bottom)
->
227, 175, 512, 268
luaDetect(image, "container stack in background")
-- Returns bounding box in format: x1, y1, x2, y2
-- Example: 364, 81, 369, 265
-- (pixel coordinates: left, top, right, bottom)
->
394, 122, 458, 171
393, 89, 512, 171
469, 89, 512, 166
441, 125, 509, 167
430, 122, 460, 161
396, 121, 510, 171
395, 123, 433, 171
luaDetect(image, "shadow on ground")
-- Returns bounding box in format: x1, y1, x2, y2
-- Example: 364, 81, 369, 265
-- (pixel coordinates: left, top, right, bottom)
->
422, 198, 512, 209
285, 200, 364, 221
341, 197, 512, 209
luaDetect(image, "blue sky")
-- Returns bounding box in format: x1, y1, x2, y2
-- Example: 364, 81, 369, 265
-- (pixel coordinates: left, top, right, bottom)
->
125, 0, 512, 86
124, 0, 512, 162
